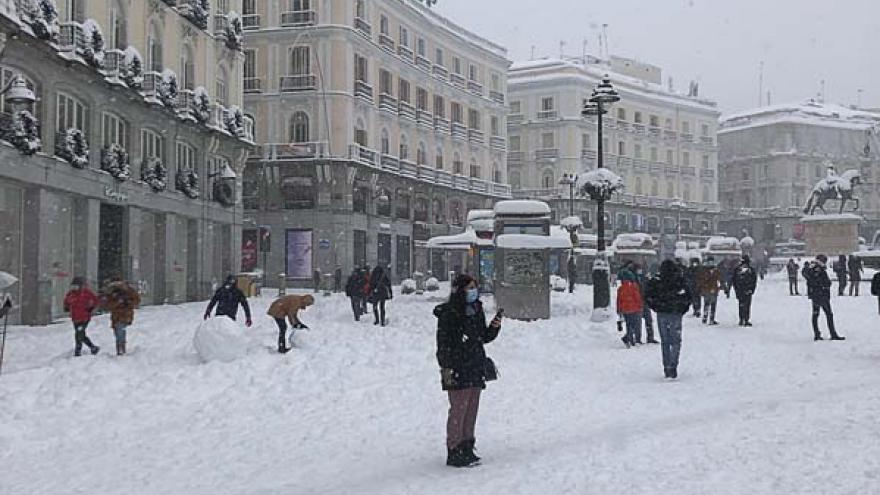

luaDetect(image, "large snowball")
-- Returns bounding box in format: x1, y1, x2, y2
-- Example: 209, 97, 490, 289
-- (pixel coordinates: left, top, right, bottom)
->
194, 317, 249, 363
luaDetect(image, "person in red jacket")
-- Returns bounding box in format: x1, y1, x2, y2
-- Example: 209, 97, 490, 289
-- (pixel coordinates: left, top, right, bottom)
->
616, 262, 644, 348
63, 276, 101, 356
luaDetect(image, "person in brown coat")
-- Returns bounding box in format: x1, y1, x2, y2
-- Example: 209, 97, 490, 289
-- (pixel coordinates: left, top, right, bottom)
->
695, 257, 721, 325
267, 294, 315, 353
102, 280, 141, 355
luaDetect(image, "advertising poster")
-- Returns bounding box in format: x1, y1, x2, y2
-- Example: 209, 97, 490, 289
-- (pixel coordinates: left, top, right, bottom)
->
241, 229, 258, 272
286, 230, 313, 279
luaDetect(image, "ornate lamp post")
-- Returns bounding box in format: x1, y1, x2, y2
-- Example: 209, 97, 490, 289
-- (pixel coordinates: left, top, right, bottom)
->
559, 173, 578, 217
581, 75, 621, 319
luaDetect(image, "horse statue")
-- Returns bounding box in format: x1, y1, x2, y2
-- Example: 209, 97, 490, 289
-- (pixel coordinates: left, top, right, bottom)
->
803, 168, 862, 215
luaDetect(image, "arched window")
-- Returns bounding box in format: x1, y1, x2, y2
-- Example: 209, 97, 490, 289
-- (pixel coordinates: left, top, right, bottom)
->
453, 152, 462, 174
635, 177, 643, 195
180, 44, 195, 90
510, 171, 522, 190
110, 1, 127, 49
702, 185, 710, 202
289, 112, 309, 143
650, 179, 658, 197
399, 134, 409, 160
469, 159, 479, 178
683, 183, 692, 201
380, 129, 390, 155
147, 23, 163, 71
215, 65, 228, 105
354, 118, 367, 146
355, 0, 366, 18
417, 142, 426, 165
435, 147, 444, 169
542, 170, 554, 189
64, 0, 86, 22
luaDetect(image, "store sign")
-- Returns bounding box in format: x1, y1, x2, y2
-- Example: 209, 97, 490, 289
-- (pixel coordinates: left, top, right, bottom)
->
104, 187, 128, 202
241, 229, 258, 272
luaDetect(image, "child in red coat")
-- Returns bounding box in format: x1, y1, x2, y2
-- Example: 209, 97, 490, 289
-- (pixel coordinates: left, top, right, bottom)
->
63, 277, 100, 356
616, 263, 644, 348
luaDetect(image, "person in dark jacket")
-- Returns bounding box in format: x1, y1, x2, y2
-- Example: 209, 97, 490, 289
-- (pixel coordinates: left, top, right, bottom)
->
872, 271, 880, 315
786, 259, 800, 296
344, 268, 367, 321
435, 274, 502, 468
636, 265, 657, 343
645, 260, 691, 379
333, 266, 343, 293
833, 255, 848, 296
684, 260, 702, 318
63, 277, 101, 357
204, 275, 252, 325
312, 270, 322, 293
368, 266, 392, 326
847, 255, 863, 296
804, 255, 845, 341
733, 255, 757, 326
567, 256, 577, 293
696, 257, 721, 325
361, 265, 372, 314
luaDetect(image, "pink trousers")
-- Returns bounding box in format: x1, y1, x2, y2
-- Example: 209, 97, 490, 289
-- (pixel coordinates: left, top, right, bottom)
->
446, 387, 482, 449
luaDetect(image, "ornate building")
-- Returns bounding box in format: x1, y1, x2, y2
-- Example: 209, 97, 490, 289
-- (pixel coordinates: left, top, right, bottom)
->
507, 57, 721, 243
241, 0, 510, 284
0, 0, 253, 324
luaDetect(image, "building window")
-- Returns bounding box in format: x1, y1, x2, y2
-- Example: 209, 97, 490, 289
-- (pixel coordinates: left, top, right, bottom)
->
510, 171, 521, 190
651, 179, 658, 196
380, 129, 390, 154
379, 69, 393, 95
617, 141, 626, 156
469, 160, 480, 178
667, 182, 674, 198
701, 123, 710, 136
542, 171, 554, 189
702, 154, 710, 168
453, 153, 463, 174
354, 54, 369, 83
243, 0, 256, 16
355, 0, 366, 19
453, 56, 462, 75
664, 118, 672, 130
666, 149, 674, 164
101, 112, 129, 149
435, 148, 444, 169
634, 144, 642, 159
399, 26, 410, 47
582, 133, 591, 149
467, 109, 481, 130
435, 47, 444, 65
244, 50, 257, 81
541, 97, 554, 112
354, 120, 368, 147
682, 121, 691, 134
468, 63, 478, 81
148, 24, 163, 71
683, 183, 691, 201
290, 46, 310, 75
634, 111, 643, 124
509, 135, 520, 151
417, 38, 426, 57
399, 134, 409, 160
399, 78, 411, 103
180, 45, 195, 90
635, 177, 643, 195
650, 147, 658, 162
417, 143, 426, 165
702, 185, 710, 202
379, 15, 388, 35
451, 102, 463, 124
650, 115, 659, 127
289, 112, 309, 143
682, 152, 690, 166
141, 129, 164, 161
433, 95, 445, 118
509, 101, 521, 114
64, 0, 84, 22
491, 73, 501, 92
215, 66, 228, 105
56, 92, 88, 135
493, 163, 502, 183
490, 116, 499, 136
541, 132, 554, 149
617, 108, 626, 121
742, 168, 750, 180
416, 87, 428, 111
176, 141, 197, 179
109, 2, 127, 49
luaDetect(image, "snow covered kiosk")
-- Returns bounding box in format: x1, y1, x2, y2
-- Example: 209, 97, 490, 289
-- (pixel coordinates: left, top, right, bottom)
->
493, 201, 571, 320
612, 233, 658, 271
703, 237, 743, 264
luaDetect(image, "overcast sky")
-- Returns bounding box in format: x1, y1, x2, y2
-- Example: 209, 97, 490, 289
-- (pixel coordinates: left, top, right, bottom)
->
435, 0, 880, 115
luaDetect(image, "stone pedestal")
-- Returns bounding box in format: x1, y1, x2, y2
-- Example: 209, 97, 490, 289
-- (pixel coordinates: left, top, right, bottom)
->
801, 214, 862, 257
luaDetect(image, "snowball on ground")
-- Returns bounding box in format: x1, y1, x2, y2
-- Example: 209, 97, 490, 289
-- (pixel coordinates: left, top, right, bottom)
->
493, 200, 551, 216
560, 216, 584, 230
495, 234, 571, 250
193, 317, 251, 363
401, 279, 417, 292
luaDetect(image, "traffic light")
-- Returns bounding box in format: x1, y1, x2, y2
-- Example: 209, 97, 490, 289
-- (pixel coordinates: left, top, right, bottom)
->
259, 226, 271, 253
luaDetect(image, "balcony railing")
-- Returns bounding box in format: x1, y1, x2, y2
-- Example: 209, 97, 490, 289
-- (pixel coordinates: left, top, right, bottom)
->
490, 136, 505, 151
280, 10, 316, 27
433, 116, 450, 134
616, 120, 631, 131
467, 80, 483, 96
378, 33, 395, 52
663, 129, 678, 141
492, 183, 512, 197
535, 148, 558, 160
451, 122, 467, 140
415, 55, 431, 72
507, 151, 524, 164
377, 93, 396, 113
507, 114, 524, 125
633, 123, 646, 134
102, 49, 124, 77
416, 109, 432, 128
681, 133, 694, 142
243, 77, 263, 93
436, 170, 454, 187
449, 73, 466, 89
381, 153, 400, 171
175, 89, 197, 119
468, 129, 484, 144
398, 101, 416, 121
242, 14, 260, 30
58, 22, 86, 57
665, 165, 680, 175
470, 178, 489, 193
354, 17, 372, 38
400, 159, 418, 178
700, 136, 714, 145
141, 71, 163, 100
398, 44, 414, 62
700, 169, 715, 179
418, 165, 436, 182
489, 90, 504, 104
350, 144, 379, 167
354, 80, 373, 103
582, 149, 597, 161
280, 74, 317, 92
536, 110, 558, 120
682, 166, 696, 176
633, 160, 648, 173
260, 142, 327, 160
648, 126, 662, 138
213, 14, 228, 35
432, 64, 448, 79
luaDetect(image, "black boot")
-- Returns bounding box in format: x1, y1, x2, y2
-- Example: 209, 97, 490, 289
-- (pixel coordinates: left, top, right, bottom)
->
90, 345, 100, 355
670, 367, 678, 379
814, 333, 824, 341
446, 446, 471, 467
461, 439, 481, 464
830, 333, 846, 341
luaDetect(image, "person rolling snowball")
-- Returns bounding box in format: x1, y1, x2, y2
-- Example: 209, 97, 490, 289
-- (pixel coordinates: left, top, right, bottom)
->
267, 294, 315, 353
204, 275, 252, 326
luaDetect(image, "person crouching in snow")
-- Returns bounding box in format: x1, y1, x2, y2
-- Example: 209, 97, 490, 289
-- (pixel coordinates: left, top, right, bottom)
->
102, 278, 141, 356
63, 277, 100, 356
616, 261, 643, 348
204, 275, 252, 326
267, 294, 314, 353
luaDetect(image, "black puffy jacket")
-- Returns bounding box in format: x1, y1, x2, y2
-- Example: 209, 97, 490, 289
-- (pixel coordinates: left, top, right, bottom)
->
645, 263, 691, 315
733, 263, 757, 297
871, 272, 880, 296
435, 301, 499, 391
804, 263, 832, 302
205, 284, 251, 320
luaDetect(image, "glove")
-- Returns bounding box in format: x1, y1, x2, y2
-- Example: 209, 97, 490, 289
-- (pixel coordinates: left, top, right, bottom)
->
441, 368, 455, 388
245, 319, 253, 327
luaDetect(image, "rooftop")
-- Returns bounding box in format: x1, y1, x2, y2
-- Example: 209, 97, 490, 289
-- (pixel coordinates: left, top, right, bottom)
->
719, 100, 880, 133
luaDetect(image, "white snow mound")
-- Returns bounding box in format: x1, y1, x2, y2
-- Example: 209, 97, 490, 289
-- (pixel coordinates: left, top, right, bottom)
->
193, 317, 251, 363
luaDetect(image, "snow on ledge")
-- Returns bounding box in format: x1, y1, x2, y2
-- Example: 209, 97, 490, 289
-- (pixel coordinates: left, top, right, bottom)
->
496, 234, 571, 250
560, 216, 583, 230
800, 213, 863, 223
494, 200, 551, 216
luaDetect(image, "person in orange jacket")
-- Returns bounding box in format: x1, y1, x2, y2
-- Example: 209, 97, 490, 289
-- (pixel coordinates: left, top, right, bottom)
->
267, 294, 315, 353
102, 278, 141, 356
63, 277, 100, 356
616, 262, 644, 348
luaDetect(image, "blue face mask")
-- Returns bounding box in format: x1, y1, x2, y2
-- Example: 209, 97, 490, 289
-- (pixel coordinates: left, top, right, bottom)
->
465, 288, 479, 303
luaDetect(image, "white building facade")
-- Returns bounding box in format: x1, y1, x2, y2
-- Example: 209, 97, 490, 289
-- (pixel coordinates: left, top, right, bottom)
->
507, 57, 721, 240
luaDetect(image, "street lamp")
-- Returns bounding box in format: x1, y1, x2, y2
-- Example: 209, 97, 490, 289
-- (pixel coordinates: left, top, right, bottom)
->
559, 173, 578, 217
670, 197, 686, 243
581, 75, 620, 315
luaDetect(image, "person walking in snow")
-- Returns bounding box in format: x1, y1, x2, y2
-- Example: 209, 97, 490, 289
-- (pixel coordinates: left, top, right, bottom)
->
368, 265, 392, 326
847, 255, 863, 297
344, 268, 366, 321
567, 255, 577, 293
696, 257, 721, 325
435, 274, 502, 467
733, 255, 757, 326
333, 266, 343, 293
267, 294, 314, 353
833, 255, 848, 296
804, 255, 845, 341
616, 262, 644, 347
102, 278, 141, 356
719, 258, 734, 299
637, 264, 657, 343
645, 260, 691, 379
786, 258, 800, 296
63, 277, 101, 357
361, 265, 372, 314
686, 259, 703, 318
872, 271, 880, 315
204, 275, 252, 326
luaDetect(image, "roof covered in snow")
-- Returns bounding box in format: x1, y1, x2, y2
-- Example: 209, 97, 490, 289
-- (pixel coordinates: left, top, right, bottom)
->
705, 236, 741, 253
494, 200, 551, 216
612, 233, 655, 251
496, 234, 571, 250
426, 228, 492, 249
719, 100, 880, 133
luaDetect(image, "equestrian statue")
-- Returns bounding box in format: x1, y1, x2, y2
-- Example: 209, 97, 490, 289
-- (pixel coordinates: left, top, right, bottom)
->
803, 166, 862, 215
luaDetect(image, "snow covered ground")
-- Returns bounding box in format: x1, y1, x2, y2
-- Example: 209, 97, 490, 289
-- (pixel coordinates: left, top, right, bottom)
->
2, 276, 880, 494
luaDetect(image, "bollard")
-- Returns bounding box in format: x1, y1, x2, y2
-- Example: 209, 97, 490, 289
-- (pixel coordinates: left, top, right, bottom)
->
414, 271, 425, 295
323, 273, 332, 297
278, 273, 287, 296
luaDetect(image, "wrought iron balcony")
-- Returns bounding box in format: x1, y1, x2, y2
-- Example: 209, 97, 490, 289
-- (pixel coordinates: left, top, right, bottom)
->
280, 74, 317, 92
242, 14, 260, 30
378, 33, 395, 52
281, 10, 316, 27
536, 110, 558, 120
398, 101, 416, 121
244, 77, 263, 93
378, 93, 397, 113
354, 80, 373, 103
354, 17, 372, 38
489, 90, 504, 104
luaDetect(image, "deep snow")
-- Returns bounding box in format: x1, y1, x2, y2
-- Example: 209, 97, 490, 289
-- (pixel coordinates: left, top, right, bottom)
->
2, 275, 880, 494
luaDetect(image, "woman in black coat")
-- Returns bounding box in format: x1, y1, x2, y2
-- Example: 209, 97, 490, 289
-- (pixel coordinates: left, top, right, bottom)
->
435, 274, 502, 467
368, 266, 392, 326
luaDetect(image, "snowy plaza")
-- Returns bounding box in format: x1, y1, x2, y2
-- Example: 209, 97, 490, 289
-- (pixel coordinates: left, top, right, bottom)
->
2, 273, 880, 494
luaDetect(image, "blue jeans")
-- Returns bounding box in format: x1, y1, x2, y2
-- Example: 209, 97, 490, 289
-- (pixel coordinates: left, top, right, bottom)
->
113, 324, 128, 346
656, 313, 683, 369
623, 313, 642, 344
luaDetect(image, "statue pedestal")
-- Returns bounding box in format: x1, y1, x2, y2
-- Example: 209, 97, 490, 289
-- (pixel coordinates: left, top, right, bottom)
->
801, 214, 862, 257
